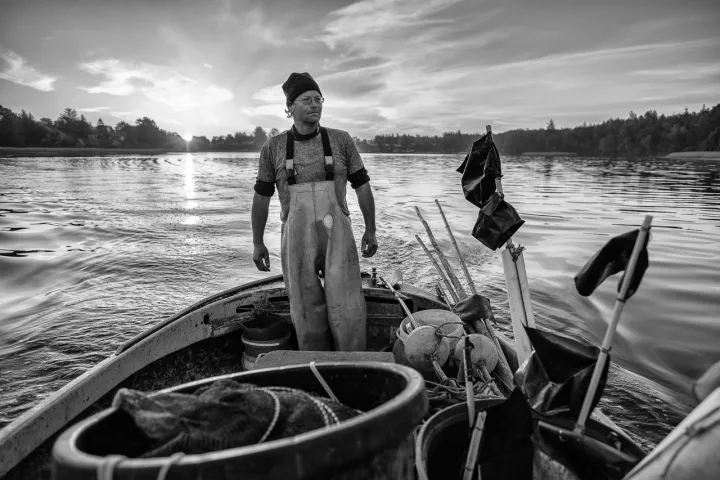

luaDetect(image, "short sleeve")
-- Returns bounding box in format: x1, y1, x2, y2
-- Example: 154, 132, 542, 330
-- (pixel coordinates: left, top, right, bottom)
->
256, 141, 276, 183
344, 132, 366, 176
255, 141, 276, 196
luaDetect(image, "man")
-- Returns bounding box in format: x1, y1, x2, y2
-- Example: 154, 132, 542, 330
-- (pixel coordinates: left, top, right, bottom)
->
251, 72, 377, 352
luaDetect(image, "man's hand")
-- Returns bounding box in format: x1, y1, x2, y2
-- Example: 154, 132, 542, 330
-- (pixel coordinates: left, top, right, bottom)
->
361, 230, 377, 258
253, 243, 271, 271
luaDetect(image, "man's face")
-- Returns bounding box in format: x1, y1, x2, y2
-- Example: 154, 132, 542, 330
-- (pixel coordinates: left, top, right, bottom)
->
291, 90, 323, 123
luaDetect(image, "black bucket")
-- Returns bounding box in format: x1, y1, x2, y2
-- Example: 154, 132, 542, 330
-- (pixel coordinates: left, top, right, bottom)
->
416, 392, 645, 480
416, 398, 509, 480
52, 362, 428, 480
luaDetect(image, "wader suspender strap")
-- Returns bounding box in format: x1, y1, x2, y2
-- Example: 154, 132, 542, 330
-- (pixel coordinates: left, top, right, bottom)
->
319, 127, 334, 181
285, 127, 334, 186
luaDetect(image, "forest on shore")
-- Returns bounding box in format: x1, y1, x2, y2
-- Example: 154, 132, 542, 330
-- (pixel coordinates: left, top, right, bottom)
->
1, 103, 718, 158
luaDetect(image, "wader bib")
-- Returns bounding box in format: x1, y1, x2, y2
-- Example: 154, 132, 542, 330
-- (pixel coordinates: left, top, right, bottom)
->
280, 127, 367, 351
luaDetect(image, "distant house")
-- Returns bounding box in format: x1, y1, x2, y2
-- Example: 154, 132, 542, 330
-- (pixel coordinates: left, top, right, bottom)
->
110, 131, 125, 147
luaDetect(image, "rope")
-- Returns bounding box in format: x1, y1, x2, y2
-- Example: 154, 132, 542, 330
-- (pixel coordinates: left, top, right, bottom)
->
509, 244, 525, 261
97, 455, 126, 480
256, 388, 281, 443
156, 453, 185, 480
309, 361, 341, 403
511, 247, 531, 328
433, 322, 466, 339
660, 407, 720, 478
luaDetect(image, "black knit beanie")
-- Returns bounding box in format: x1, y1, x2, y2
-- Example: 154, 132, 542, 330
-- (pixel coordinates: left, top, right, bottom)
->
282, 72, 322, 105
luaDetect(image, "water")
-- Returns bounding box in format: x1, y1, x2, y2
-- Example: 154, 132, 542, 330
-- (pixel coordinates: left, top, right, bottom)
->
1, 153, 719, 450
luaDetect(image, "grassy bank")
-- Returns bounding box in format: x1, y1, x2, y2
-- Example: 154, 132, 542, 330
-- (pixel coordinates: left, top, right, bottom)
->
665, 151, 720, 160
0, 147, 174, 157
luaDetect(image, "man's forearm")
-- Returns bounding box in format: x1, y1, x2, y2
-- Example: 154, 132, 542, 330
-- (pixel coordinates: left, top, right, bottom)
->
251, 192, 271, 245
355, 183, 376, 233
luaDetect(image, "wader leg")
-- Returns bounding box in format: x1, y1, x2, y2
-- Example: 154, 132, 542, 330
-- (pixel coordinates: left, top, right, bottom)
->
323, 205, 367, 352
281, 197, 333, 351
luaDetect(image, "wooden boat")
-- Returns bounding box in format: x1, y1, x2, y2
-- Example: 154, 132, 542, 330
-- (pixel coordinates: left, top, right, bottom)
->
0, 273, 444, 479
0, 273, 653, 479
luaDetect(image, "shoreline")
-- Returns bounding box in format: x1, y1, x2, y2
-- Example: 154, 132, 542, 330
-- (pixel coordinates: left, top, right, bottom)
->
664, 152, 720, 160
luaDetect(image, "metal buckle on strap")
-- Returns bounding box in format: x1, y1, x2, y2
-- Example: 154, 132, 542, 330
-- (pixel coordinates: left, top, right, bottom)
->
286, 158, 296, 185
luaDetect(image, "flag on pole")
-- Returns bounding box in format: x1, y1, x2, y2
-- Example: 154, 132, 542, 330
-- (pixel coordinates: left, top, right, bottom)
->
573, 229, 650, 300
456, 133, 502, 207
514, 327, 609, 419
456, 133, 524, 250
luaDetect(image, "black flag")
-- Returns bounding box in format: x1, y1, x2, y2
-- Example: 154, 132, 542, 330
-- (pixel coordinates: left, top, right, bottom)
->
573, 229, 650, 300
456, 133, 524, 250
456, 133, 502, 208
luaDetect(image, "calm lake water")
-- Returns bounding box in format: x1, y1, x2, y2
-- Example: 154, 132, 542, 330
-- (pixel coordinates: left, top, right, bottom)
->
1, 152, 719, 450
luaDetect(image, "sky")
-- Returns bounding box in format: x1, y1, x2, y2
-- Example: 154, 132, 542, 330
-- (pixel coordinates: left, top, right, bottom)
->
0, 0, 718, 138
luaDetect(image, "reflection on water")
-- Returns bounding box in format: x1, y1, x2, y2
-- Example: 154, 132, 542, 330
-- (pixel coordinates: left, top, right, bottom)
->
0, 153, 719, 449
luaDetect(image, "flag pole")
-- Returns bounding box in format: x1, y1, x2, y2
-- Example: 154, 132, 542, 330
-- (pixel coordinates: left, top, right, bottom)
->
487, 125, 536, 366
573, 215, 653, 435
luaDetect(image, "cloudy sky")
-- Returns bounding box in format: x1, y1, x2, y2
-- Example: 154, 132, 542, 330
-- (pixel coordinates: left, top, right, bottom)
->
1, 0, 718, 138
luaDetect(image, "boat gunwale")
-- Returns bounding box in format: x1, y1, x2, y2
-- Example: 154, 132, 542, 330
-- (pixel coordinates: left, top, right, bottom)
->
115, 273, 285, 354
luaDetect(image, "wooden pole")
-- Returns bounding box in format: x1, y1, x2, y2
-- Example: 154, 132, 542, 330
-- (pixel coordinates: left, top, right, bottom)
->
482, 318, 515, 393
415, 235, 460, 304
435, 199, 477, 295
472, 320, 513, 395
463, 412, 487, 480
415, 206, 468, 299
501, 248, 535, 365
573, 215, 653, 435
380, 276, 420, 329
463, 339, 475, 430
486, 124, 536, 367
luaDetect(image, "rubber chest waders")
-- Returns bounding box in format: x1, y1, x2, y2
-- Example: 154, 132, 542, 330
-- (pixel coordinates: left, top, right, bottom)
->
280, 127, 367, 351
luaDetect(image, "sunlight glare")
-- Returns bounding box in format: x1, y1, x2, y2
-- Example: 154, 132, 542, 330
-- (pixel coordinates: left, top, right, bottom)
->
182, 132, 193, 142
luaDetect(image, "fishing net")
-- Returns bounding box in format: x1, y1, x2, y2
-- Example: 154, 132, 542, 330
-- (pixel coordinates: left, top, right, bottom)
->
111, 378, 363, 458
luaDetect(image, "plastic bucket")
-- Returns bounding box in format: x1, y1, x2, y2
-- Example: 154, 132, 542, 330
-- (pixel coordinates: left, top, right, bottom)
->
397, 310, 464, 351
242, 332, 292, 370
52, 362, 428, 480
415, 399, 511, 480
416, 397, 646, 480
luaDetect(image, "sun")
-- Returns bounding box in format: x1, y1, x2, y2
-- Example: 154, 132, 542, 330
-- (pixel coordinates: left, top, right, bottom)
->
182, 132, 193, 142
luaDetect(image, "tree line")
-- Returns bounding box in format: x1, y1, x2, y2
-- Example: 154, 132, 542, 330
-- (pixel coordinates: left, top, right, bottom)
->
356, 104, 720, 157
0, 106, 276, 152
1, 103, 718, 157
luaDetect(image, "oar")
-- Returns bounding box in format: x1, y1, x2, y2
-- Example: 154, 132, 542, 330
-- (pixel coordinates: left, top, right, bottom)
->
486, 124, 536, 366
573, 215, 653, 435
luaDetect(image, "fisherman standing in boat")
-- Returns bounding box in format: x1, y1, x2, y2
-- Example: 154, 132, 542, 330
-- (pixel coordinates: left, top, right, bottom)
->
251, 72, 377, 352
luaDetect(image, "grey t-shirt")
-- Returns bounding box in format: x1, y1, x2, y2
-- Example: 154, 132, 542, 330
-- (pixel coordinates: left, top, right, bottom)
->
256, 126, 366, 222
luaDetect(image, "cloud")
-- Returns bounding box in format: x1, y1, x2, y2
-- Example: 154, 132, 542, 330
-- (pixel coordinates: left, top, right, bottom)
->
109, 111, 135, 121
77, 106, 109, 113
0, 48, 57, 92
78, 59, 233, 110
318, 0, 466, 50
204, 63, 213, 69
